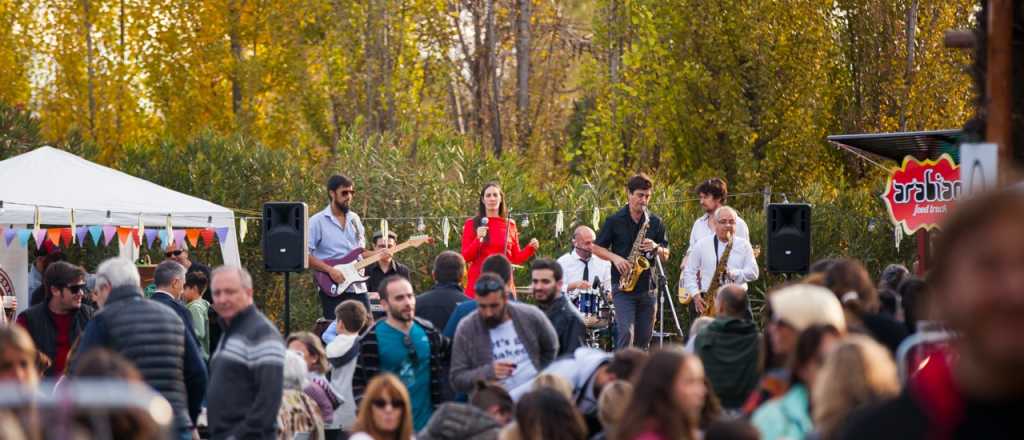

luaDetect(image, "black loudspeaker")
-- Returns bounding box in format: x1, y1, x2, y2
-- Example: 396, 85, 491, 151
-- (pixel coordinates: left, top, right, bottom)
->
766, 203, 811, 273
262, 202, 309, 273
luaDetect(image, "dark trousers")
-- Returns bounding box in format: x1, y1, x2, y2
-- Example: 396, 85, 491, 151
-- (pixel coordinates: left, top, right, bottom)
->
613, 288, 656, 349
319, 290, 371, 320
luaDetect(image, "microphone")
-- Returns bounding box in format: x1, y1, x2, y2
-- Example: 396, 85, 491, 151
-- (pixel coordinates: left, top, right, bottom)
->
479, 217, 489, 242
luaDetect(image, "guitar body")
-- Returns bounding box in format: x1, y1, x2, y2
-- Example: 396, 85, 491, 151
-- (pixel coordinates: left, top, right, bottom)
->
314, 248, 369, 297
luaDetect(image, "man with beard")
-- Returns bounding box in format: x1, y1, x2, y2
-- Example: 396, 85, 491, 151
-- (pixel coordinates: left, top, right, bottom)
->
450, 273, 558, 394
351, 275, 450, 431
531, 258, 585, 356
308, 174, 379, 319
17, 261, 95, 377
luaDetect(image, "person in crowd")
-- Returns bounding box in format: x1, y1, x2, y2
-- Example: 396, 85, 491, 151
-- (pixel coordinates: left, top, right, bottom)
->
183, 270, 211, 359
591, 174, 670, 350
808, 258, 840, 275
443, 254, 516, 338
164, 239, 211, 282
591, 380, 633, 440
149, 260, 199, 342
206, 265, 284, 440
509, 347, 648, 435
704, 419, 760, 440
752, 324, 841, 440
613, 348, 706, 440
165, 240, 220, 357
353, 275, 450, 431
812, 335, 899, 440
897, 276, 926, 334
682, 206, 759, 316
557, 226, 613, 294
531, 372, 575, 401
840, 189, 1024, 440
742, 284, 846, 416
514, 387, 589, 440
279, 350, 326, 440
69, 348, 167, 440
461, 182, 539, 298
450, 273, 558, 394
684, 316, 714, 352
75, 258, 207, 440
530, 258, 586, 356
418, 380, 514, 440
698, 376, 724, 431
0, 324, 47, 388
694, 284, 760, 411
416, 251, 470, 332
350, 373, 415, 440
16, 261, 94, 377
327, 300, 369, 434
877, 264, 909, 320
308, 174, 373, 320
366, 231, 412, 304
823, 258, 907, 353
28, 241, 65, 306
288, 331, 342, 430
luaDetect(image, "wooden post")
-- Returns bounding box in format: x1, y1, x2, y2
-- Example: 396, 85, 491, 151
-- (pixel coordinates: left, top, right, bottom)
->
915, 230, 930, 275
987, 0, 1014, 185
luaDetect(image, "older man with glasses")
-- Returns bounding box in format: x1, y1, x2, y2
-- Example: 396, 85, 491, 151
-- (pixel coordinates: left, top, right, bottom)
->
351, 275, 450, 431
16, 261, 95, 378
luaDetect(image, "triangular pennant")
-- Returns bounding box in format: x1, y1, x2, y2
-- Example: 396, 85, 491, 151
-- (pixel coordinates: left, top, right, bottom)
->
131, 228, 141, 246
200, 228, 215, 248
17, 229, 31, 247
158, 229, 168, 247
46, 228, 62, 247
555, 210, 565, 237
33, 228, 47, 249
59, 228, 73, 247
116, 227, 131, 245
88, 225, 103, 246
239, 218, 248, 242
4, 228, 16, 247
173, 229, 187, 248
185, 228, 201, 248
102, 225, 117, 245
145, 229, 158, 248
215, 227, 229, 244
75, 226, 88, 246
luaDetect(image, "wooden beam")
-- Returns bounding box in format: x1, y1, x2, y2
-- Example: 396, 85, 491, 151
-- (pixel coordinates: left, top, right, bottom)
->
987, 0, 1014, 185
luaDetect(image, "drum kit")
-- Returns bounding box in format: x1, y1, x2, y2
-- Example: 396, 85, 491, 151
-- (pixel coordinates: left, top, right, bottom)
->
567, 286, 615, 350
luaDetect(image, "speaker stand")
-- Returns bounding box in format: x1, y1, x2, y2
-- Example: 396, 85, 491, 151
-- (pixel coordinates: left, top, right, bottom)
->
283, 271, 292, 335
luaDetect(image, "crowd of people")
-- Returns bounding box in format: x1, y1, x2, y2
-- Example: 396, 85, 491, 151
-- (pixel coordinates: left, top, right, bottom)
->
0, 175, 1022, 440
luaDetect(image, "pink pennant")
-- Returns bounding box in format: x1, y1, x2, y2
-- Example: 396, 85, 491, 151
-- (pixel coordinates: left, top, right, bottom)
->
173, 229, 187, 247
33, 229, 47, 249
102, 225, 117, 245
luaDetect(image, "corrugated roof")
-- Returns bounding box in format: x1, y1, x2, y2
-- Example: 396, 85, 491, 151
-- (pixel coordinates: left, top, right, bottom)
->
827, 129, 964, 163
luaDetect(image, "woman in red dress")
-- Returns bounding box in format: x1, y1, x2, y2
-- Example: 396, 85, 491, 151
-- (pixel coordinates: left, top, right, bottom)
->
461, 182, 538, 298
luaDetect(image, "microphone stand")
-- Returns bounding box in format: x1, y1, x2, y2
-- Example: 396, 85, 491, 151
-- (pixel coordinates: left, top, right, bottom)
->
652, 249, 685, 347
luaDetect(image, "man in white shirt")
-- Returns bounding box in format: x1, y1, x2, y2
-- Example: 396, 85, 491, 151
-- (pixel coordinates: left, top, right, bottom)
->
688, 178, 750, 249
683, 206, 759, 314
556, 226, 613, 294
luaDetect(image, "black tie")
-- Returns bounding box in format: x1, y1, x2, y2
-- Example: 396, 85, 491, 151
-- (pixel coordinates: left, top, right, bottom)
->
581, 258, 590, 285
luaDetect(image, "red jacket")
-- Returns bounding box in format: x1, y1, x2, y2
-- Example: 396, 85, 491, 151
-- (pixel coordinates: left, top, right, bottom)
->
460, 216, 535, 298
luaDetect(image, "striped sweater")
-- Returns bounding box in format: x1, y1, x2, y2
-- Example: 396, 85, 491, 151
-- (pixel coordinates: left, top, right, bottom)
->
207, 305, 285, 440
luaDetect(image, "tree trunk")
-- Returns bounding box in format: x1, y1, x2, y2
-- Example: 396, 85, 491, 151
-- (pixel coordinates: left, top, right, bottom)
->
900, 0, 919, 131
515, 0, 531, 152
228, 0, 244, 127
486, 0, 502, 156
116, 0, 126, 143
82, 0, 96, 141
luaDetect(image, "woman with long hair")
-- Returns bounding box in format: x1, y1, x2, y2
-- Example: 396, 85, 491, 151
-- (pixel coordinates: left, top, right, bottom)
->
350, 374, 414, 440
288, 331, 342, 434
613, 348, 707, 440
461, 182, 538, 297
515, 387, 588, 440
0, 325, 48, 388
812, 335, 900, 440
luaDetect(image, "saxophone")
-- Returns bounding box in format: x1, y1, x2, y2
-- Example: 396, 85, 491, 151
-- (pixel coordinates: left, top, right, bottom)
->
701, 235, 733, 317
619, 209, 651, 292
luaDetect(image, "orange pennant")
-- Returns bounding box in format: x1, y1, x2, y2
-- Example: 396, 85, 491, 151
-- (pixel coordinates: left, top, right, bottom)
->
59, 228, 73, 247
46, 228, 62, 247
200, 228, 216, 248
116, 227, 131, 245
186, 228, 201, 248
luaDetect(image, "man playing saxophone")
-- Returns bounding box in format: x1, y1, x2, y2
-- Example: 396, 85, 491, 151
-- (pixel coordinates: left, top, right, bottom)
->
682, 206, 759, 316
591, 174, 669, 349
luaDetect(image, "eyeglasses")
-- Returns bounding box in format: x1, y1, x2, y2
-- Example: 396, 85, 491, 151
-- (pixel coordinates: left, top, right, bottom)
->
371, 399, 405, 410
64, 284, 87, 295
474, 278, 505, 295
338, 189, 356, 196
718, 219, 736, 225
166, 250, 184, 258
403, 334, 419, 366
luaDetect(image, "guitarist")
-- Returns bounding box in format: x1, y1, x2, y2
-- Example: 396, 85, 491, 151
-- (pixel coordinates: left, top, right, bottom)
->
308, 175, 386, 320
682, 206, 759, 316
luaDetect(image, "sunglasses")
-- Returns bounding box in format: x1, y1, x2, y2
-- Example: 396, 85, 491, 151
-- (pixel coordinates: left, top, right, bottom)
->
403, 334, 419, 366
338, 189, 356, 196
371, 399, 405, 410
166, 250, 184, 258
64, 284, 87, 295
474, 278, 505, 294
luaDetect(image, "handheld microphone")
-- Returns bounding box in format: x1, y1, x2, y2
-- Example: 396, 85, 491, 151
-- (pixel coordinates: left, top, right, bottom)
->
479, 217, 489, 242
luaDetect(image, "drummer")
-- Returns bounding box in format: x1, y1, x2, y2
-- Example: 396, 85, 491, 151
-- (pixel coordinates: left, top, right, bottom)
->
557, 226, 613, 295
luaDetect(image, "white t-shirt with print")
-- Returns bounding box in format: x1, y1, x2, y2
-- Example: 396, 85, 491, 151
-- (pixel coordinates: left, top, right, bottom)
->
489, 320, 538, 390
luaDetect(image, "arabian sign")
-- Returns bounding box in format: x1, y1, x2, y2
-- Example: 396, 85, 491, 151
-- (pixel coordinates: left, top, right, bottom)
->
881, 153, 960, 235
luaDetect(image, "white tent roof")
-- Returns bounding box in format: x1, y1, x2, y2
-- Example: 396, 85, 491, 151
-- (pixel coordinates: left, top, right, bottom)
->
0, 146, 240, 265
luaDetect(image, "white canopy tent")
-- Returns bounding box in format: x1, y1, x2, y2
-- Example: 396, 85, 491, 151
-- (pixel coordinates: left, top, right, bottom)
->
0, 146, 241, 313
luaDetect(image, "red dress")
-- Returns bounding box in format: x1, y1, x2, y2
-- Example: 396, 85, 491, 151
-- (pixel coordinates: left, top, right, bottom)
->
461, 216, 536, 298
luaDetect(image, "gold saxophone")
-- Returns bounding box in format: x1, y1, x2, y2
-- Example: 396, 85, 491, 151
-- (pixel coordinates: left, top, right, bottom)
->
619, 209, 651, 292
701, 235, 733, 317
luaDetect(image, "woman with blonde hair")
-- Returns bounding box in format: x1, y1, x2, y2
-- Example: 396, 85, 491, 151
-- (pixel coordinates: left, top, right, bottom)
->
532, 372, 574, 401
0, 325, 48, 388
812, 335, 900, 440
350, 374, 414, 440
593, 380, 632, 440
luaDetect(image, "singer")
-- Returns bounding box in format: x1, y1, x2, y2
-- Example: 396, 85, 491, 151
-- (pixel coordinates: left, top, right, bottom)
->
461, 182, 539, 298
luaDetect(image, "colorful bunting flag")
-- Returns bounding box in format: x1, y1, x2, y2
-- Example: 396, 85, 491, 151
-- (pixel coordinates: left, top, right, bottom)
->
75, 226, 88, 246
214, 227, 229, 244
17, 229, 31, 247
200, 228, 215, 248
185, 228, 200, 247
145, 229, 158, 248
59, 228, 73, 247
88, 225, 103, 246
102, 225, 117, 245
4, 228, 16, 247
555, 210, 565, 237
173, 229, 187, 248
131, 228, 141, 246
116, 227, 130, 245
46, 228, 62, 247
33, 228, 46, 249
158, 229, 168, 246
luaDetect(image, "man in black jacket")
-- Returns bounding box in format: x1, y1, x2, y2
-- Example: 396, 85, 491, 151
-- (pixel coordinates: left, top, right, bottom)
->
531, 258, 586, 357
416, 251, 470, 331
16, 261, 94, 377
76, 258, 207, 440
694, 284, 760, 410
149, 260, 199, 343
353, 275, 451, 431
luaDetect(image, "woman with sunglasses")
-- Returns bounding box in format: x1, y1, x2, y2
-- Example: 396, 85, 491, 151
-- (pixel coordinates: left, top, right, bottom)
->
350, 374, 414, 440
461, 182, 539, 298
14, 261, 94, 378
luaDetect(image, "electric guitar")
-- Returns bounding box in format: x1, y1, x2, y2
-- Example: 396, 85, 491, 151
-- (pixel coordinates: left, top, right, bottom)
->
314, 235, 432, 297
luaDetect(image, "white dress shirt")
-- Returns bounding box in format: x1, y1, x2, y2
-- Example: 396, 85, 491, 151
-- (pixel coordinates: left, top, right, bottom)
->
688, 213, 750, 250
683, 234, 759, 294
556, 250, 613, 294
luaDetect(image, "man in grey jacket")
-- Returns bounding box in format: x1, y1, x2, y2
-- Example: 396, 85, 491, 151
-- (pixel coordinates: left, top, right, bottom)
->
450, 273, 559, 394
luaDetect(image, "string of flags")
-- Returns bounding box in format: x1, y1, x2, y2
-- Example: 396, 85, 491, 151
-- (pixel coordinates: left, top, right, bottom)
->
0, 224, 232, 250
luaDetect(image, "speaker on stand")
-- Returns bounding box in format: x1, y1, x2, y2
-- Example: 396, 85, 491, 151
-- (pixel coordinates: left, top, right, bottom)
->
766, 203, 811, 274
262, 202, 308, 334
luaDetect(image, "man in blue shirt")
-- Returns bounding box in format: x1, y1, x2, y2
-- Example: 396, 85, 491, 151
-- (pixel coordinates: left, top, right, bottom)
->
352, 275, 450, 431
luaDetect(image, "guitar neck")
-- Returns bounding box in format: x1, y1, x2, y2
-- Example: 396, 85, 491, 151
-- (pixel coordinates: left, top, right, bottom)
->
354, 241, 418, 269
